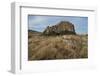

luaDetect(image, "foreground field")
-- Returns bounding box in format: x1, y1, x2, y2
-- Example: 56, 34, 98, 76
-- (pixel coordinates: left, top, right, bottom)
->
28, 31, 88, 60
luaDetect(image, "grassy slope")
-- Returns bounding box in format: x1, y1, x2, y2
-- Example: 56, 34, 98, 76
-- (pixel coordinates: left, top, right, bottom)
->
28, 31, 88, 60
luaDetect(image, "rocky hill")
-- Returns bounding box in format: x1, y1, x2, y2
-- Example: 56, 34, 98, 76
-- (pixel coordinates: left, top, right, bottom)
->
43, 21, 76, 35
28, 21, 88, 60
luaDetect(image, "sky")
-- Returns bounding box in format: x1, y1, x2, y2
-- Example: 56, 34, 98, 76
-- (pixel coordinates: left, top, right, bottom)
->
28, 15, 88, 34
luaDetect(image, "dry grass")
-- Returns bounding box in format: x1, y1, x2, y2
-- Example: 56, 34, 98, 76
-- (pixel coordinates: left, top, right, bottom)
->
28, 32, 88, 60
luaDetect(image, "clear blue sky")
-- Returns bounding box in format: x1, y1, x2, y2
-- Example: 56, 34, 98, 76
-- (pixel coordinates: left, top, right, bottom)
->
28, 15, 88, 34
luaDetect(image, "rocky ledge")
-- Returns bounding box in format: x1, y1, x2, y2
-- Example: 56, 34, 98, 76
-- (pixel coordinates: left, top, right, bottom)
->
43, 21, 76, 35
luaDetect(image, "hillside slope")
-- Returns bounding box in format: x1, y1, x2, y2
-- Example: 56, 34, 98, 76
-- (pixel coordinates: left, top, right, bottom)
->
28, 21, 88, 60
28, 32, 88, 60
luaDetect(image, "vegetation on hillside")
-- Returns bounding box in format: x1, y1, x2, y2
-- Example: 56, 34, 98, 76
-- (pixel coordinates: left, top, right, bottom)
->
28, 31, 88, 60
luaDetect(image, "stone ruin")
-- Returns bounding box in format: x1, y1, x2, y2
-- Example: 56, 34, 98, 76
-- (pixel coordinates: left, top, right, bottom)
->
43, 21, 76, 35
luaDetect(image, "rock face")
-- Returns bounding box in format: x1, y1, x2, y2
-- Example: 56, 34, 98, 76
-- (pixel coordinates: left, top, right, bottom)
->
43, 21, 76, 35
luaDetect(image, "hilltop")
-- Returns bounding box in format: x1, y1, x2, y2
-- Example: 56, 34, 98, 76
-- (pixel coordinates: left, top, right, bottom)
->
43, 21, 76, 35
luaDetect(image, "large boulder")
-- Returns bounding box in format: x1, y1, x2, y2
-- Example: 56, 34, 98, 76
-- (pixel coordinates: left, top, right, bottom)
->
43, 21, 76, 35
